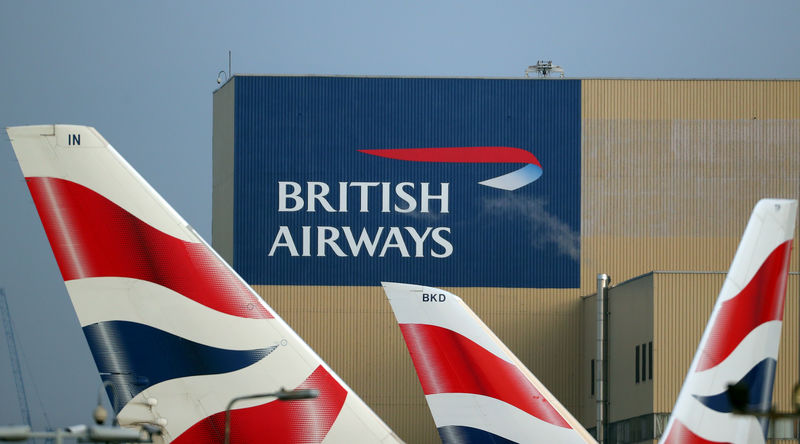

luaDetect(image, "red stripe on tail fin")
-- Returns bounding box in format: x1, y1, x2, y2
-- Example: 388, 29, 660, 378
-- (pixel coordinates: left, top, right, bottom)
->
696, 241, 792, 372
27, 177, 273, 319
173, 365, 346, 443
399, 323, 570, 428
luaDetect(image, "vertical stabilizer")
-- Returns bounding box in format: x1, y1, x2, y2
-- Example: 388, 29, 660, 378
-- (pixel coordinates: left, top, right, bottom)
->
382, 282, 596, 444
7, 125, 402, 444
660, 199, 797, 444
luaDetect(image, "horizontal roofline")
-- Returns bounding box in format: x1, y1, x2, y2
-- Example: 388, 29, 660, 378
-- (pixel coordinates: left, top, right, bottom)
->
581, 270, 799, 299
228, 73, 800, 81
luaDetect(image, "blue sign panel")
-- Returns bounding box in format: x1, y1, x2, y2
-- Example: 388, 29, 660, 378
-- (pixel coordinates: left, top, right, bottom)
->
232, 76, 580, 287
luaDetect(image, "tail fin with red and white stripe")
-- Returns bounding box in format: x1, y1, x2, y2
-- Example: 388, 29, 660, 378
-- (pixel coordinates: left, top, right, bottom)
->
7, 125, 402, 444
660, 199, 797, 444
382, 282, 596, 444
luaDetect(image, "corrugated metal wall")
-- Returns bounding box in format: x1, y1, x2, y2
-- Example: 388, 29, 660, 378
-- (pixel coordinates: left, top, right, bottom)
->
214, 78, 800, 443
582, 80, 800, 120
581, 80, 800, 292
578, 79, 800, 438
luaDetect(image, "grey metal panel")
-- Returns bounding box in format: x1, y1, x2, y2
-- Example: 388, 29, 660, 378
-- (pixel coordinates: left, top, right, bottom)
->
581, 293, 598, 426
212, 79, 235, 264
607, 274, 654, 423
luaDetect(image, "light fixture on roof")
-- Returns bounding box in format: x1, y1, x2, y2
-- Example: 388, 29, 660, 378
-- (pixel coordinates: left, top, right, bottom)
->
525, 61, 565, 78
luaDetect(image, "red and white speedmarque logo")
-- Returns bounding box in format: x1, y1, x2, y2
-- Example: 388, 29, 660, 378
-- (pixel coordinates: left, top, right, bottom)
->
359, 146, 542, 191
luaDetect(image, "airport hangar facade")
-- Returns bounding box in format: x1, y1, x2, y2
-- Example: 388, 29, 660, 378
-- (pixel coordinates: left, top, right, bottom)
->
211, 76, 800, 443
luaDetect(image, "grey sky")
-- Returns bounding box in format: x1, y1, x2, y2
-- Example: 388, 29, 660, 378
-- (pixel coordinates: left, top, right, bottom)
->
1, 0, 798, 432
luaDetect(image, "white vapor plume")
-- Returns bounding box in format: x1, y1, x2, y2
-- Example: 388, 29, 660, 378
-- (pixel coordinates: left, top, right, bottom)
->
483, 195, 580, 260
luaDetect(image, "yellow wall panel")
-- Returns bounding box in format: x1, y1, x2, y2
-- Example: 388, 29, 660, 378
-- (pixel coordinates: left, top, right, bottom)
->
582, 80, 800, 120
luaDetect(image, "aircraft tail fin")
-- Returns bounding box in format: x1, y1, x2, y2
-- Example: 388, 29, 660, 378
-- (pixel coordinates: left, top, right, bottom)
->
7, 125, 402, 443
382, 282, 596, 444
660, 199, 797, 444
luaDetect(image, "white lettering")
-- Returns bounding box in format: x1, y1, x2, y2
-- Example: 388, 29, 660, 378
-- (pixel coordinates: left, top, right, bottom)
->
269, 226, 299, 256
317, 226, 346, 257
350, 182, 380, 212
302, 226, 311, 256
404, 227, 432, 257
395, 182, 416, 213
342, 227, 384, 256
278, 182, 303, 212
276, 181, 450, 214
421, 183, 449, 213
308, 182, 336, 212
379, 227, 410, 257
269, 225, 451, 258
381, 182, 391, 213
338, 182, 348, 212
431, 227, 453, 258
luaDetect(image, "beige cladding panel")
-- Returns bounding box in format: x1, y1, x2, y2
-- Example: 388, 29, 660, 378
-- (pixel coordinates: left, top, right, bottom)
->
252, 285, 583, 444
581, 237, 739, 295
583, 119, 800, 238
775, 276, 799, 414
652, 273, 724, 412
582, 79, 800, 120
581, 79, 800, 295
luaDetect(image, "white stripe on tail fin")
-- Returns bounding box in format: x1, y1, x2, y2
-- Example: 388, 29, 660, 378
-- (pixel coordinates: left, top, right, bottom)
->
382, 282, 596, 444
660, 199, 797, 444
7, 125, 403, 444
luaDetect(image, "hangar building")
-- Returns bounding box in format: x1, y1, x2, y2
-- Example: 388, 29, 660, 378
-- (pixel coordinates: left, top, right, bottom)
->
212, 76, 799, 443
